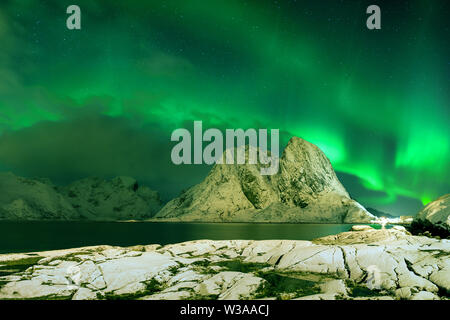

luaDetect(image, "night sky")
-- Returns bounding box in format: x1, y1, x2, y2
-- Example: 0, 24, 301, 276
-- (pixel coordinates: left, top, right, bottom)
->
0, 0, 448, 215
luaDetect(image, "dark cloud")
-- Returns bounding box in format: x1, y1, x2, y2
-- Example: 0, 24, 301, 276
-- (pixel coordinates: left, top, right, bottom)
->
0, 115, 211, 201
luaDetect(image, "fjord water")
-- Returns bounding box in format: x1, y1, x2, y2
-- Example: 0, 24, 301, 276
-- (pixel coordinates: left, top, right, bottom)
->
0, 221, 359, 254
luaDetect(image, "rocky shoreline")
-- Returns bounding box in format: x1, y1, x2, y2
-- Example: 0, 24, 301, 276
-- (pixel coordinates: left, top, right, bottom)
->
0, 227, 448, 300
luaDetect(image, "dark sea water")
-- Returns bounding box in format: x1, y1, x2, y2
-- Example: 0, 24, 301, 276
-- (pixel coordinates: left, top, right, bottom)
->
0, 221, 369, 254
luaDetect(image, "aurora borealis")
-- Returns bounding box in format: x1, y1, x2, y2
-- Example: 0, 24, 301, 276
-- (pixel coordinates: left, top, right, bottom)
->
0, 0, 448, 215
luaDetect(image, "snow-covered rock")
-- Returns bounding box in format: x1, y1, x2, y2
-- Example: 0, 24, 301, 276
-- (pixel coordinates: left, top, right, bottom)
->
411, 291, 440, 300
0, 172, 162, 220
0, 228, 448, 300
413, 194, 449, 236
59, 176, 162, 220
0, 172, 79, 220
194, 271, 264, 299
351, 225, 374, 231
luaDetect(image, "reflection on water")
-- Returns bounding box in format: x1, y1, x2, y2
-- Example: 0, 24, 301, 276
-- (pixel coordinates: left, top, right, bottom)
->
0, 221, 358, 254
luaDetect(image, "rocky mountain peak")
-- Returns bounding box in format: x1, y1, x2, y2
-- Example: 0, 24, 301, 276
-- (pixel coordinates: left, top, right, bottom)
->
156, 136, 375, 223
278, 137, 348, 207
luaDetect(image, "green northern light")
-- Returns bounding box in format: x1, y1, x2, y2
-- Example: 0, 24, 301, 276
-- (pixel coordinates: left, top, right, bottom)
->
0, 0, 448, 214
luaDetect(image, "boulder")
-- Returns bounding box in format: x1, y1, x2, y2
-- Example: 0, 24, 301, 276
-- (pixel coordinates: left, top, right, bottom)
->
412, 194, 449, 237
410, 291, 439, 300
395, 287, 412, 300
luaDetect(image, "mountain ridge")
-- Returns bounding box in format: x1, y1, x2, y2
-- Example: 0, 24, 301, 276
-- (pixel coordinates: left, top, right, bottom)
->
0, 173, 162, 221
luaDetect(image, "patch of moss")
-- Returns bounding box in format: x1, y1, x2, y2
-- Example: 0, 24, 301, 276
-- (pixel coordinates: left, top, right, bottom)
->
179, 251, 196, 257
191, 259, 211, 268
67, 190, 77, 198
3, 293, 75, 301
55, 251, 95, 263
437, 286, 450, 298
214, 259, 271, 273
335, 293, 349, 300
167, 261, 187, 275
345, 280, 384, 298
274, 270, 340, 282
39, 294, 75, 300
0, 280, 7, 290
349, 285, 384, 297
190, 259, 219, 275
432, 250, 449, 259
0, 256, 43, 267
0, 256, 43, 276
200, 268, 219, 275
168, 265, 179, 275
183, 294, 219, 300
177, 286, 195, 292
254, 272, 321, 300
101, 278, 163, 300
